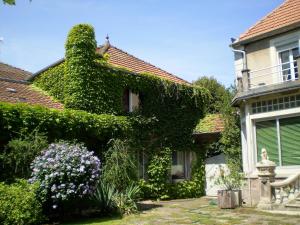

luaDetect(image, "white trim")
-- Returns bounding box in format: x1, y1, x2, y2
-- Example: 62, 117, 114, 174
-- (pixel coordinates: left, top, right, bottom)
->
253, 121, 257, 166
276, 119, 282, 166
270, 31, 300, 84
252, 112, 300, 170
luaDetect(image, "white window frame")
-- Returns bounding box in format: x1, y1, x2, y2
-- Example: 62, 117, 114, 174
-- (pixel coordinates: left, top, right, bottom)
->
270, 31, 300, 84
278, 47, 299, 82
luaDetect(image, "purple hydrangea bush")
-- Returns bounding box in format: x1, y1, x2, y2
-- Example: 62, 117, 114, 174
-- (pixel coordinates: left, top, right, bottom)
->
30, 142, 101, 208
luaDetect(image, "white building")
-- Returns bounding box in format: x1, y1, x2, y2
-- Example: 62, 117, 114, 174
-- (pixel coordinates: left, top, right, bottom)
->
231, 0, 300, 205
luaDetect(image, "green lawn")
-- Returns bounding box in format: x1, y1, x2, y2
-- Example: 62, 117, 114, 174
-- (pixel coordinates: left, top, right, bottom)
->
64, 197, 300, 225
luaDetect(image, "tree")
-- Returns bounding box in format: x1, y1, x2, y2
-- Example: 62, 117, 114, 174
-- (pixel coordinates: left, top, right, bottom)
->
194, 76, 242, 169
2, 0, 31, 5
3, 0, 16, 4
193, 76, 229, 113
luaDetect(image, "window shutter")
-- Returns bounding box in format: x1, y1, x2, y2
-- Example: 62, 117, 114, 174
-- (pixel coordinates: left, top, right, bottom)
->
280, 117, 300, 166
256, 120, 279, 164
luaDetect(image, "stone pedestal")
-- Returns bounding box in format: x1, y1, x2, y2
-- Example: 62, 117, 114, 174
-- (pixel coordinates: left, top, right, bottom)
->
256, 160, 276, 210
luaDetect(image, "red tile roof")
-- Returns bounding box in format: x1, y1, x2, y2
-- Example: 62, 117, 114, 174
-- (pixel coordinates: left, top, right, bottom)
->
98, 45, 188, 84
238, 0, 300, 42
0, 63, 62, 109
0, 79, 63, 109
194, 114, 225, 133
0, 62, 32, 81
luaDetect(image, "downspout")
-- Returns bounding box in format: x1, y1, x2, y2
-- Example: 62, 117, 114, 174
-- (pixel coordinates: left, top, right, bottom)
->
231, 47, 252, 206
231, 49, 247, 70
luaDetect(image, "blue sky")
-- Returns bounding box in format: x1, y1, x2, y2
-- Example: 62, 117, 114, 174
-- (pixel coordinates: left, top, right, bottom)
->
0, 0, 283, 86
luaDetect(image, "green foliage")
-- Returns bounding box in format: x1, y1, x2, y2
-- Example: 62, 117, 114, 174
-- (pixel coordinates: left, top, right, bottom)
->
102, 139, 137, 191
64, 24, 99, 111
3, 0, 15, 5
34, 24, 209, 150
114, 183, 140, 215
139, 149, 206, 200
194, 114, 222, 133
195, 76, 241, 168
34, 63, 66, 102
30, 24, 209, 201
214, 165, 244, 190
93, 180, 117, 213
171, 180, 200, 199
93, 181, 140, 215
143, 148, 172, 199
219, 86, 242, 167
0, 130, 48, 182
0, 180, 44, 225
0, 102, 132, 154
193, 76, 228, 114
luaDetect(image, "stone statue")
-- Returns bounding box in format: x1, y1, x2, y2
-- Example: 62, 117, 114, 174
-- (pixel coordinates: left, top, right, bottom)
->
261, 148, 269, 162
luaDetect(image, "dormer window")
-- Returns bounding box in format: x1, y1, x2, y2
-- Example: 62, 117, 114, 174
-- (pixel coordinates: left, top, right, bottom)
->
123, 89, 140, 113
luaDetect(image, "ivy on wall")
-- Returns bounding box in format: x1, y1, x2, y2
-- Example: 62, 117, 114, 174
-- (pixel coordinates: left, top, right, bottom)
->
34, 25, 209, 150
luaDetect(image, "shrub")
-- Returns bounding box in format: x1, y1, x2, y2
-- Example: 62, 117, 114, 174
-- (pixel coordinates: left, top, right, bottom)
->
0, 130, 48, 181
30, 142, 101, 208
102, 139, 137, 191
140, 150, 206, 200
93, 180, 117, 213
214, 165, 244, 190
145, 148, 172, 199
0, 180, 44, 225
114, 183, 140, 215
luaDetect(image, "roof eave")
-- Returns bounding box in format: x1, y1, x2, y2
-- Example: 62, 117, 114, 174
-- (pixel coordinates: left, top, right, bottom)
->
231, 21, 300, 48
29, 58, 65, 81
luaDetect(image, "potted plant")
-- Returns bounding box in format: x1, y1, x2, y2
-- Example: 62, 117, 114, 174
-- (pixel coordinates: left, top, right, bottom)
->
214, 165, 244, 209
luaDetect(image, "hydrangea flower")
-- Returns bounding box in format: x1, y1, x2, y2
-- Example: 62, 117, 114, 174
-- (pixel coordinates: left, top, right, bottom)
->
30, 142, 101, 207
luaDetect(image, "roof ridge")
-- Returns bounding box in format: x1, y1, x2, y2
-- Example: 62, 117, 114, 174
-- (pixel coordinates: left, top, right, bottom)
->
0, 62, 32, 75
238, 0, 288, 40
108, 45, 188, 83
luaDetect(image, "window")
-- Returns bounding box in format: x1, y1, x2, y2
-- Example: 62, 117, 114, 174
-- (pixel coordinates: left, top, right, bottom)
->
256, 120, 279, 164
278, 47, 299, 81
256, 116, 300, 166
123, 89, 140, 112
280, 117, 300, 165
251, 94, 300, 114
171, 151, 185, 179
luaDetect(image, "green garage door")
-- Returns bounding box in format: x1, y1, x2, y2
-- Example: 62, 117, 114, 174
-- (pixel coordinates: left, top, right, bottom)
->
280, 117, 300, 166
256, 120, 279, 164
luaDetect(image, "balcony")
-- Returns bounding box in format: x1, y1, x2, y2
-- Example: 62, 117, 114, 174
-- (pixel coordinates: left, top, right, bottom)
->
233, 57, 300, 105
248, 60, 298, 90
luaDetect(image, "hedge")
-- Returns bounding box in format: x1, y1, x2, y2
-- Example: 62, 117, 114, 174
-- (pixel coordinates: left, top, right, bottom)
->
0, 102, 133, 151
0, 180, 43, 225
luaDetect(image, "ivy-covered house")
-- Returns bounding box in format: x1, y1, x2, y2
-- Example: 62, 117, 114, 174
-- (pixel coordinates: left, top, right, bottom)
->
0, 24, 210, 198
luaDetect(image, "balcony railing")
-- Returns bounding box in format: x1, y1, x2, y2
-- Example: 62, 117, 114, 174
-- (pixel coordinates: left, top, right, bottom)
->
247, 60, 298, 90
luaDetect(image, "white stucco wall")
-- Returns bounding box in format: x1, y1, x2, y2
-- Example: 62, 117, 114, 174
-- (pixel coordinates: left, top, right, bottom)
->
205, 153, 228, 196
